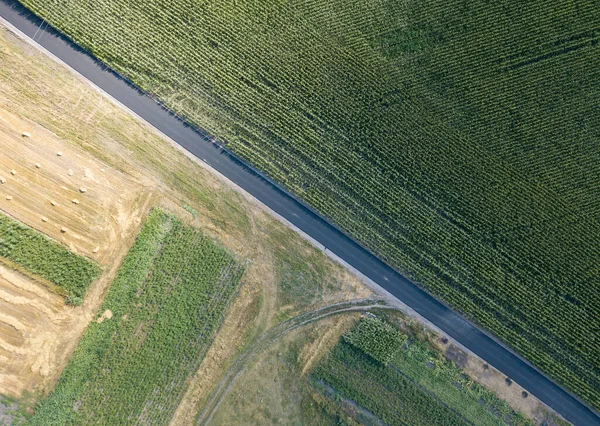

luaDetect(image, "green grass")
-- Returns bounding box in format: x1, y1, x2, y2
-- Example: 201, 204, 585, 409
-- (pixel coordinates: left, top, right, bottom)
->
29, 208, 244, 425
17, 0, 600, 409
313, 318, 533, 426
0, 211, 100, 302
389, 342, 530, 426
182, 203, 199, 218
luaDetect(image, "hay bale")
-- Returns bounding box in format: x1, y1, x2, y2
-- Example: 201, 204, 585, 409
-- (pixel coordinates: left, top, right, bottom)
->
57, 151, 63, 157
0, 178, 5, 184
50, 200, 57, 206
41, 216, 48, 222
60, 227, 67, 233
79, 187, 87, 193
93, 247, 100, 253
21, 132, 31, 138
5, 195, 12, 200
10, 170, 16, 175
35, 163, 41, 169
67, 169, 74, 176
72, 199, 79, 204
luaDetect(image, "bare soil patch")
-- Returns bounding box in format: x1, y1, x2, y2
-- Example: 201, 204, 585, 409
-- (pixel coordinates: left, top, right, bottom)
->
0, 264, 73, 396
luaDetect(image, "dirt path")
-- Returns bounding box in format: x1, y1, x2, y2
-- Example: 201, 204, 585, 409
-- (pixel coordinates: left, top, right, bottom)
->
196, 298, 390, 425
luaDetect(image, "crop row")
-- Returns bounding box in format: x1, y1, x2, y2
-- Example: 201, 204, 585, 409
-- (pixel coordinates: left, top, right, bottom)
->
18, 0, 600, 410
0, 210, 100, 302
315, 317, 533, 426
343, 317, 407, 364
313, 340, 469, 426
29, 208, 244, 425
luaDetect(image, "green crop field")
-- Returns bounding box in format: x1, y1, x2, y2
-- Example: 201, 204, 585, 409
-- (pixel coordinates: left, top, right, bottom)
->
313, 317, 533, 426
29, 209, 244, 425
0, 211, 100, 302
18, 0, 600, 410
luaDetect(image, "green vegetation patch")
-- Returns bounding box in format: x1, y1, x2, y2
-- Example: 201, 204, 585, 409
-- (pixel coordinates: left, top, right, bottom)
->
0, 211, 100, 301
183, 203, 199, 218
29, 208, 244, 425
313, 317, 533, 426
313, 341, 469, 426
343, 317, 406, 364
18, 0, 600, 409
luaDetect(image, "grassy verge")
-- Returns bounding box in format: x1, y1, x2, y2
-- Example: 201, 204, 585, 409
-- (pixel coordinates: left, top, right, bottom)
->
0, 211, 100, 302
29, 209, 244, 425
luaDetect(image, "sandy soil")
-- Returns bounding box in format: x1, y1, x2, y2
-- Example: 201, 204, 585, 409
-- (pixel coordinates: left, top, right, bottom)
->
0, 264, 73, 396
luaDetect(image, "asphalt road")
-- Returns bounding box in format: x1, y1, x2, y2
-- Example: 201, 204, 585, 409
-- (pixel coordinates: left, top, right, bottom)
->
1, 1, 599, 424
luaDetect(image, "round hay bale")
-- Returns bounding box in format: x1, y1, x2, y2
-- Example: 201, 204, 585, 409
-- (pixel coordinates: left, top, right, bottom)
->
93, 247, 100, 253
0, 178, 6, 184
79, 187, 87, 193
50, 200, 57, 206
67, 169, 74, 176
60, 227, 67, 233
5, 195, 12, 200
35, 163, 41, 169
41, 216, 48, 222
72, 199, 79, 204
10, 170, 16, 175
57, 151, 63, 157
21, 132, 31, 138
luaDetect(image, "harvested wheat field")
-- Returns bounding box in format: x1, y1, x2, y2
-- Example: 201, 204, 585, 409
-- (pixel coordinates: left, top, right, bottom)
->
0, 106, 144, 263
0, 105, 151, 397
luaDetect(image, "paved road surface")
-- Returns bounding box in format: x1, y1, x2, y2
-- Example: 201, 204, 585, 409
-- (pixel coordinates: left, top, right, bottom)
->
1, 1, 598, 424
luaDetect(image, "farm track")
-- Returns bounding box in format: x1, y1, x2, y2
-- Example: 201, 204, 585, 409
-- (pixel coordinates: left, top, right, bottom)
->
196, 298, 390, 425
0, 2, 598, 425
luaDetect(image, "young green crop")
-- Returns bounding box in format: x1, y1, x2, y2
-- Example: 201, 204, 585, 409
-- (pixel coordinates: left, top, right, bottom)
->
0, 211, 100, 301
18, 0, 600, 409
314, 318, 533, 426
313, 342, 469, 426
343, 317, 406, 364
29, 208, 244, 425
